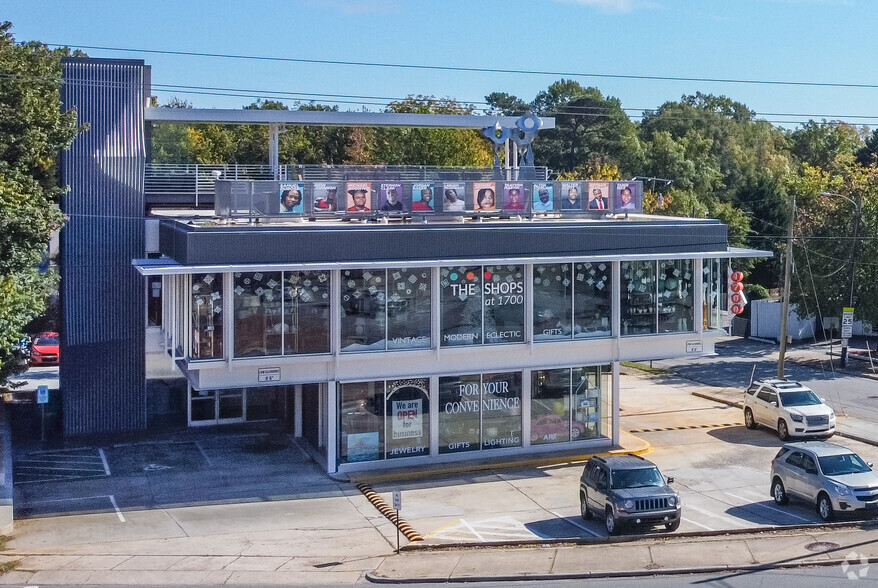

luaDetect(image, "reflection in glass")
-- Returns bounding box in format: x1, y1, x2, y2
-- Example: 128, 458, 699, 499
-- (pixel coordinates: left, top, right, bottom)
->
234, 272, 283, 356
533, 264, 572, 340
572, 366, 609, 439
387, 268, 432, 350
573, 262, 612, 338
246, 386, 284, 421
339, 381, 384, 463
657, 259, 694, 333
621, 261, 657, 335
531, 369, 572, 444
385, 378, 430, 458
284, 271, 330, 354
438, 374, 482, 454
703, 258, 724, 330
440, 266, 482, 346
480, 372, 522, 450
340, 269, 387, 352
483, 265, 525, 344
191, 273, 223, 359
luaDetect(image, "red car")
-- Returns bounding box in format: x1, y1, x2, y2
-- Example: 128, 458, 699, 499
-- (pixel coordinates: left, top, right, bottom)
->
30, 332, 60, 366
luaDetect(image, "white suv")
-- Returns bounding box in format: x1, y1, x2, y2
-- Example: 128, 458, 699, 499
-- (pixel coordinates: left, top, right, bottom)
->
743, 379, 835, 441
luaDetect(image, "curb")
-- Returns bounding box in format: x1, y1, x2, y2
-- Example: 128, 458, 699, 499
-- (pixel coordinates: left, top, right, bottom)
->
365, 555, 878, 584
357, 483, 423, 542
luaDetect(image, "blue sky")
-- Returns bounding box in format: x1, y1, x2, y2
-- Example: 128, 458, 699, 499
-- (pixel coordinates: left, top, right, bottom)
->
7, 0, 878, 128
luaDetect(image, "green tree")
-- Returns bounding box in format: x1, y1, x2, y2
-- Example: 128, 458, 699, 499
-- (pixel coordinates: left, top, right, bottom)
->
370, 96, 493, 167
788, 120, 863, 173
0, 22, 82, 383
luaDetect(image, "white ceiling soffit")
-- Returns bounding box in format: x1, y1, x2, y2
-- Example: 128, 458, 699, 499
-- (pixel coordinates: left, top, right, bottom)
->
144, 108, 555, 130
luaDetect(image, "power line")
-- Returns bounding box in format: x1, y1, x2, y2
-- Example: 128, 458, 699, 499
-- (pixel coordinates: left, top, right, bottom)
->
47, 43, 878, 91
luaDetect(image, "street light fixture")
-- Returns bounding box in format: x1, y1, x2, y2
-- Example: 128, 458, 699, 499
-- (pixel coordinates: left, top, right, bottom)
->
819, 191, 863, 368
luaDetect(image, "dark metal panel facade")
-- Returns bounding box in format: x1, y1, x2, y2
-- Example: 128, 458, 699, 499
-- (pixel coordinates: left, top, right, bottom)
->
159, 220, 729, 266
59, 58, 148, 435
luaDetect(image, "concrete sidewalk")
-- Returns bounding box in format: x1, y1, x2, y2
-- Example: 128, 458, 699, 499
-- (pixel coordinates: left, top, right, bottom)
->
369, 522, 878, 582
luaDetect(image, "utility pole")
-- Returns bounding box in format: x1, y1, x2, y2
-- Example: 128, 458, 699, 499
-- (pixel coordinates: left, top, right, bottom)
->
777, 192, 795, 379
841, 195, 862, 367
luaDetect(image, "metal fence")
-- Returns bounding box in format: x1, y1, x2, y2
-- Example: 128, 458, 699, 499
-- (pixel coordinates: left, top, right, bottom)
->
145, 164, 550, 207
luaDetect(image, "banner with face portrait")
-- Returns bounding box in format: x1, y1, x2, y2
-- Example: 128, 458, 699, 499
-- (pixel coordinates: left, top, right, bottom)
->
313, 182, 340, 213
411, 182, 435, 213
612, 181, 643, 213
441, 181, 467, 212
279, 182, 305, 214
345, 182, 372, 214
473, 182, 497, 212
379, 182, 406, 214
560, 181, 583, 212
502, 182, 527, 212
586, 181, 610, 212
532, 182, 554, 212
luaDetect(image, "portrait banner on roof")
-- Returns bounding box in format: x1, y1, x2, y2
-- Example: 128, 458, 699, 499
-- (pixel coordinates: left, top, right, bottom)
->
441, 181, 467, 212
586, 181, 610, 211
345, 182, 372, 214
313, 182, 340, 213
411, 182, 435, 212
379, 182, 406, 213
473, 182, 497, 212
502, 182, 526, 212
532, 182, 554, 212
279, 182, 305, 214
560, 181, 583, 211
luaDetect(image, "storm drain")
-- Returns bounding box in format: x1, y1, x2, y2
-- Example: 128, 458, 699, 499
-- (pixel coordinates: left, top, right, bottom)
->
357, 483, 423, 542
805, 541, 841, 552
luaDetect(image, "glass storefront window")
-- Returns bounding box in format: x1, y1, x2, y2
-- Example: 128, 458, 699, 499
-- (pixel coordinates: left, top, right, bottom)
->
483, 265, 525, 344
191, 273, 223, 359
387, 269, 432, 350
531, 368, 573, 444
573, 262, 612, 338
703, 258, 725, 330
245, 387, 285, 421
531, 366, 610, 443
284, 271, 331, 355
340, 269, 387, 352
621, 261, 657, 335
440, 266, 482, 346
385, 378, 430, 458
438, 372, 521, 453
658, 259, 694, 333
480, 372, 522, 450
572, 366, 610, 440
234, 272, 283, 357
339, 381, 385, 464
438, 374, 482, 454
533, 263, 572, 341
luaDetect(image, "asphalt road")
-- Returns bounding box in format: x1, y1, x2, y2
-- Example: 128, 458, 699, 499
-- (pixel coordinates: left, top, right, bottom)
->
652, 338, 878, 423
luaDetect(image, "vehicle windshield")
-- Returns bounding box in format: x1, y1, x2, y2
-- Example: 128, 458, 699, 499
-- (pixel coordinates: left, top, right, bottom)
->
35, 336, 59, 346
818, 453, 872, 476
779, 390, 821, 407
611, 467, 665, 489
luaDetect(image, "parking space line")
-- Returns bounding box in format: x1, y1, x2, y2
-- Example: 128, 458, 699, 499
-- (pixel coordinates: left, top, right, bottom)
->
194, 441, 213, 468
459, 518, 486, 542
98, 448, 111, 475
16, 465, 107, 473
684, 503, 749, 527
683, 517, 714, 531
724, 491, 812, 522
108, 495, 125, 522
27, 494, 126, 523
550, 511, 601, 537
423, 518, 462, 540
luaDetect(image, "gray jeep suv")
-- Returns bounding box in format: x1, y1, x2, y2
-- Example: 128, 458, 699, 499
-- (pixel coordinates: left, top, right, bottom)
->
579, 454, 681, 535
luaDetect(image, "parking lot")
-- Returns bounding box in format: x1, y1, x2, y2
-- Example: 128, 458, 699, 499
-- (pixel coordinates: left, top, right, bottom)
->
367, 373, 878, 544
8, 367, 878, 552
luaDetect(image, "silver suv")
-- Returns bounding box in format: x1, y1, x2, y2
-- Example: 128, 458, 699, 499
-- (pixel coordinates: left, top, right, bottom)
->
743, 378, 835, 440
770, 441, 878, 521
579, 455, 681, 535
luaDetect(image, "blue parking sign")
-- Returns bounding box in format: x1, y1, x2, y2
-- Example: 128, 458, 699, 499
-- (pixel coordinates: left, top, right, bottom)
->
36, 385, 49, 405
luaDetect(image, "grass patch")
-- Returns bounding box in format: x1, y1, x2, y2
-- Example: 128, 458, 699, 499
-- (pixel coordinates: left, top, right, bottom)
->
0, 560, 19, 575
621, 361, 671, 375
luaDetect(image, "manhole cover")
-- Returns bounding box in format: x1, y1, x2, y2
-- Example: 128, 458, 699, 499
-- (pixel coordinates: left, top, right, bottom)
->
805, 541, 840, 552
